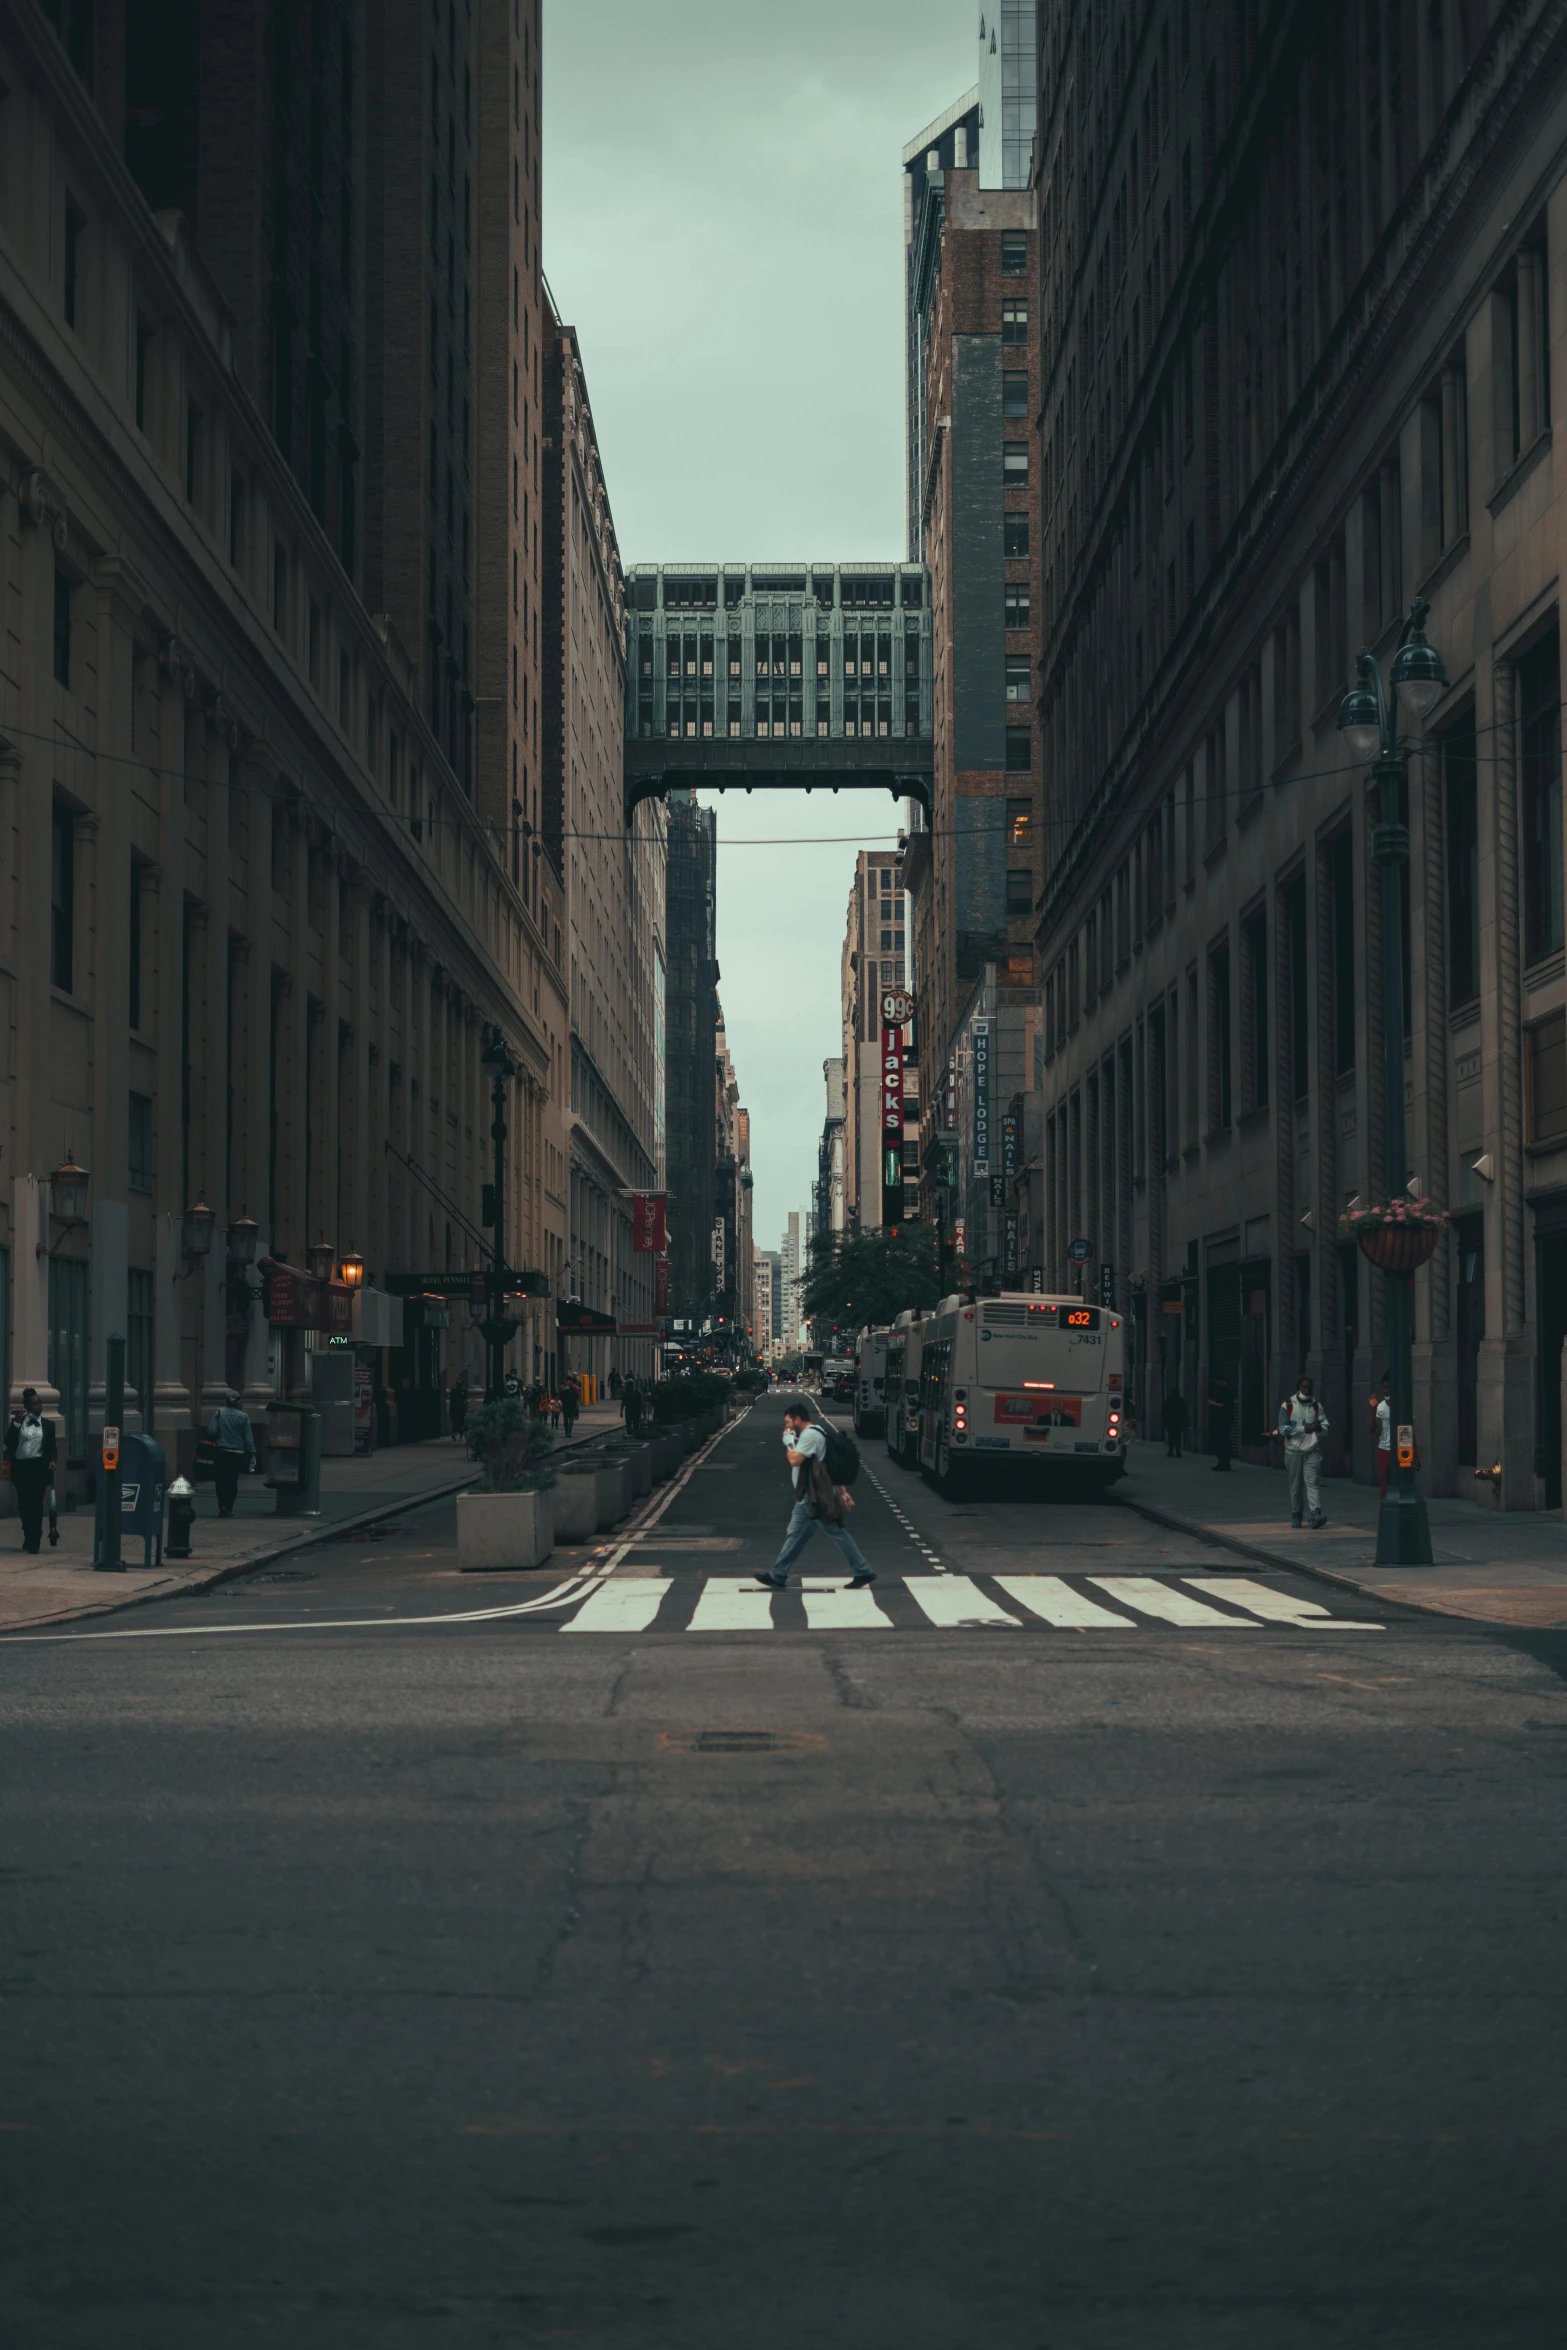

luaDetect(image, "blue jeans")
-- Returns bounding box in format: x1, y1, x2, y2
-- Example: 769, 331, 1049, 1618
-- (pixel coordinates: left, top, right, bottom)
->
769, 1496, 871, 1582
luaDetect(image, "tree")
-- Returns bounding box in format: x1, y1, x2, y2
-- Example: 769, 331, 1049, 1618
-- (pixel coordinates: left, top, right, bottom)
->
801, 1225, 944, 1334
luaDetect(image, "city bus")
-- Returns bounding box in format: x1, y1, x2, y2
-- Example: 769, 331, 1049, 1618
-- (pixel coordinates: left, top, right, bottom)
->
852, 1328, 892, 1437
883, 1308, 929, 1468
916, 1292, 1128, 1492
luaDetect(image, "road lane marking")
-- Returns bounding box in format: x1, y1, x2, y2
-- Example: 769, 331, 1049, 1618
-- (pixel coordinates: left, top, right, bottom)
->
992, 1576, 1137, 1628
560, 1579, 671, 1633
904, 1578, 1021, 1629
1088, 1576, 1260, 1627
1184, 1575, 1384, 1628
799, 1579, 893, 1630
688, 1581, 776, 1632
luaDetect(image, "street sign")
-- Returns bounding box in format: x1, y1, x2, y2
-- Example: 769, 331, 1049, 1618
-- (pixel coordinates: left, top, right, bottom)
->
989, 1172, 1005, 1207
1067, 1236, 1093, 1264
972, 1020, 991, 1173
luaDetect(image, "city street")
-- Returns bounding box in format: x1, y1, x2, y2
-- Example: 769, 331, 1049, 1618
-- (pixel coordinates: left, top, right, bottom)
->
3, 1397, 1563, 2347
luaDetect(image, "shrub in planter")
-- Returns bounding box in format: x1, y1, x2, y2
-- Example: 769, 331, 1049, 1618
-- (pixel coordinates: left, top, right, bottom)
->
1338, 1195, 1447, 1274
463, 1397, 557, 1493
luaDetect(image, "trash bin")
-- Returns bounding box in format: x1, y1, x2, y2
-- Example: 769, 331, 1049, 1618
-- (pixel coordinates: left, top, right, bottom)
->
265, 1406, 322, 1516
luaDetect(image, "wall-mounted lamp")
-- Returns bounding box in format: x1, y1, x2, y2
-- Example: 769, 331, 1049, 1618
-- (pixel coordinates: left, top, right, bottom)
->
38, 1153, 90, 1255
308, 1240, 336, 1284
339, 1252, 366, 1290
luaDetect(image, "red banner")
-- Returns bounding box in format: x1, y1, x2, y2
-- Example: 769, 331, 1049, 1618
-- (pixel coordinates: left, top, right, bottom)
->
632, 1194, 668, 1253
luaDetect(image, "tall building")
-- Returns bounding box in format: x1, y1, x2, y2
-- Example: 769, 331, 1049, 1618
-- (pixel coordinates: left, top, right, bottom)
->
663, 789, 719, 1321
780, 1211, 802, 1350
903, 14, 1042, 1281
755, 1248, 780, 1356
1031, 0, 1567, 1505
544, 308, 665, 1384
839, 848, 914, 1232
815, 1057, 846, 1240
711, 1006, 752, 1356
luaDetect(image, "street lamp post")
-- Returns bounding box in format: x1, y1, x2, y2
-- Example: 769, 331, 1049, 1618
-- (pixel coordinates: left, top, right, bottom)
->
1337, 596, 1447, 1567
479, 1025, 519, 1401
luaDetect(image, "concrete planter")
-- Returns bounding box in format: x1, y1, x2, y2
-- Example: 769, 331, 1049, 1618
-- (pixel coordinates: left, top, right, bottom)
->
550, 1468, 601, 1543
616, 1444, 653, 1499
651, 1433, 683, 1482
456, 1489, 552, 1571
594, 1456, 635, 1531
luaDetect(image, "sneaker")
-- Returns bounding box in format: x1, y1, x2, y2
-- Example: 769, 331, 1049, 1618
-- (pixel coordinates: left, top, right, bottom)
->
1290, 1518, 1302, 1529
755, 1572, 786, 1590
848, 1569, 876, 1589
1310, 1514, 1327, 1529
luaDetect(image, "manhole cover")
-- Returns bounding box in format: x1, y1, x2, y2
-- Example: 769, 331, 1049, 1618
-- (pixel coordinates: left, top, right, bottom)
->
659, 1728, 825, 1756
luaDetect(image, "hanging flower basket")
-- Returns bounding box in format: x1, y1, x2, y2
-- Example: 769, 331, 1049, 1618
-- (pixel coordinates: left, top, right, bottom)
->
1338, 1196, 1446, 1273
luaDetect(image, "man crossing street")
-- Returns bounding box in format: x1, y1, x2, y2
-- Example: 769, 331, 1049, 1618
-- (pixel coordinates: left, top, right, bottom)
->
756, 1402, 875, 1591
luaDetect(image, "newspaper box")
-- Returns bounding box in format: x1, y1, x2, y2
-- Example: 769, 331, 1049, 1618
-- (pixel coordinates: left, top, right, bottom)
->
265, 1405, 322, 1516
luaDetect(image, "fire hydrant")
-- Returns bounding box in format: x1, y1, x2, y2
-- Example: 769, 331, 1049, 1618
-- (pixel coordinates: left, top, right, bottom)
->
167, 1476, 196, 1559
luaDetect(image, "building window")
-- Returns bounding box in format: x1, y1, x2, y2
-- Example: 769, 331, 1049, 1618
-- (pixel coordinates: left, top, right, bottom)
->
1001, 300, 1029, 344
1444, 707, 1480, 1010
1527, 1012, 1567, 1148
1284, 873, 1309, 1100
53, 567, 73, 688
126, 1269, 154, 1420
51, 805, 74, 992
63, 197, 84, 327
1242, 908, 1269, 1110
1006, 868, 1033, 917
1004, 515, 1030, 558
1520, 626, 1562, 966
1006, 797, 1031, 847
1004, 583, 1031, 627
1003, 371, 1029, 417
1003, 444, 1029, 486
1330, 829, 1356, 1074
129, 1093, 155, 1192
1000, 231, 1027, 275
1005, 653, 1030, 701
129, 860, 144, 1030
1005, 727, 1031, 772
1208, 940, 1232, 1131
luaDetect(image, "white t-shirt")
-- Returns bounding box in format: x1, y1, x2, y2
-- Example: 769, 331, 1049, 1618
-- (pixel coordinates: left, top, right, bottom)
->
784, 1420, 826, 1496
1375, 1397, 1391, 1453
12, 1414, 43, 1462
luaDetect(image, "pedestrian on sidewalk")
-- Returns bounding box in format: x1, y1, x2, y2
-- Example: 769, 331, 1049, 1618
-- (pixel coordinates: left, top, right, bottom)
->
622, 1378, 645, 1439
204, 1391, 256, 1518
1161, 1387, 1188, 1458
1278, 1375, 1330, 1528
1370, 1375, 1392, 1498
608, 1367, 622, 1401
560, 1378, 579, 1438
1205, 1373, 1234, 1470
547, 1392, 561, 1430
756, 1405, 875, 1591
3, 1390, 57, 1554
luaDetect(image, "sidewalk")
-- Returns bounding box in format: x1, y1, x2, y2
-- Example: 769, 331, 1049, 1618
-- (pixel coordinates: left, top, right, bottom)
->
0, 1403, 639, 1635
1118, 1445, 1567, 1626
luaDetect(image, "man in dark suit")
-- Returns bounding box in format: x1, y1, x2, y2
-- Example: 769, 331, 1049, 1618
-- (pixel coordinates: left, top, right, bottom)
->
4, 1389, 58, 1552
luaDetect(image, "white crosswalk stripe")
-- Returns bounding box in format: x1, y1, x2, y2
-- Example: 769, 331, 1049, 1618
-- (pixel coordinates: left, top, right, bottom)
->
552, 1573, 1383, 1634
1086, 1575, 1260, 1628
905, 1577, 1022, 1629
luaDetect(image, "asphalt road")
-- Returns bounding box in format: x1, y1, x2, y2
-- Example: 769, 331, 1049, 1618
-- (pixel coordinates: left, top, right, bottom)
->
3, 1395, 1564, 2348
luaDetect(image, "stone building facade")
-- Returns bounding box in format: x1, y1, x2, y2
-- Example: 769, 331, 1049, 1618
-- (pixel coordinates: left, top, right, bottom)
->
1031, 0, 1567, 1505
838, 847, 920, 1233
0, 2, 569, 1465
662, 789, 719, 1323
543, 309, 665, 1385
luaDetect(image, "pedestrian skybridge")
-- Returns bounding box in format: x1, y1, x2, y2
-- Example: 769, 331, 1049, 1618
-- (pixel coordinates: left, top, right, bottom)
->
623, 561, 934, 826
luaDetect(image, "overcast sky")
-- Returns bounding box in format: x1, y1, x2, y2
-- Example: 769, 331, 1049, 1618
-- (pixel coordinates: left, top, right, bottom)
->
543, 0, 976, 1258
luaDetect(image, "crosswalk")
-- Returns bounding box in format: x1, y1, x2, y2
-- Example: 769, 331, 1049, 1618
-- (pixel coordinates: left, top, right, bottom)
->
554, 1573, 1382, 1634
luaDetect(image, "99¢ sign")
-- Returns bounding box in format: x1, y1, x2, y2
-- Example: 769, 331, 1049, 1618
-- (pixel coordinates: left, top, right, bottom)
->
881, 989, 915, 1027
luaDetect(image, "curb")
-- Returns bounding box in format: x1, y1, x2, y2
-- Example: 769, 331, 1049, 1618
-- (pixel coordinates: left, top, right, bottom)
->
2, 1468, 483, 1635
1113, 1488, 1461, 1621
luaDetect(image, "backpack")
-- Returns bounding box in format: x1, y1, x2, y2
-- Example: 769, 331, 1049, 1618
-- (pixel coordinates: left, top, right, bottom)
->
821, 1425, 861, 1487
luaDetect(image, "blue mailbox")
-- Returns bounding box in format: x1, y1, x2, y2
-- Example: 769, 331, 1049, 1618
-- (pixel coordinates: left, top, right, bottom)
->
93, 1433, 168, 1570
